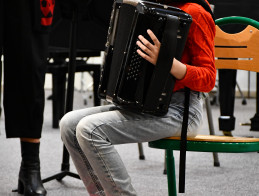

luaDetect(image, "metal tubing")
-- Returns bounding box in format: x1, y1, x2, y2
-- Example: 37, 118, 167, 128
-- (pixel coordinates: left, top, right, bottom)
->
166, 150, 177, 196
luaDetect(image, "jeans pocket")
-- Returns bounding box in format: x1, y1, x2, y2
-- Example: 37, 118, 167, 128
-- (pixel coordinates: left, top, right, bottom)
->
32, 0, 55, 33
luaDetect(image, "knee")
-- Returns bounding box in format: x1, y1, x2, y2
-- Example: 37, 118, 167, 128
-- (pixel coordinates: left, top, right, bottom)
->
75, 120, 92, 143
75, 119, 107, 145
59, 111, 76, 142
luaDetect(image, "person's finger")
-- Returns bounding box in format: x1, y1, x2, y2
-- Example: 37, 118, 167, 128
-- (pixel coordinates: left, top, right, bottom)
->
137, 49, 153, 64
147, 29, 160, 47
136, 40, 152, 56
138, 35, 153, 50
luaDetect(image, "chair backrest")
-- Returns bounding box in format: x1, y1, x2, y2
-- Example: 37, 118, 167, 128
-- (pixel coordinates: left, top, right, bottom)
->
215, 16, 259, 72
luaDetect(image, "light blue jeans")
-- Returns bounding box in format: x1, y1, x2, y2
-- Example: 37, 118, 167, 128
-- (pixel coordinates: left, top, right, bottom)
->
60, 91, 203, 196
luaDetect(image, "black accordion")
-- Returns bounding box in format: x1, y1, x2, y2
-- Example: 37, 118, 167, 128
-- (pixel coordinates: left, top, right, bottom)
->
98, 0, 192, 115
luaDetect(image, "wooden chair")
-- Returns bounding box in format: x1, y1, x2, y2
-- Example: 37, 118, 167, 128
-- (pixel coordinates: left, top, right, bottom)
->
148, 16, 259, 196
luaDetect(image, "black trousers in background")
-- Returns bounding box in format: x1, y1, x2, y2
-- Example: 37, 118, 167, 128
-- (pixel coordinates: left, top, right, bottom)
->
2, 0, 54, 138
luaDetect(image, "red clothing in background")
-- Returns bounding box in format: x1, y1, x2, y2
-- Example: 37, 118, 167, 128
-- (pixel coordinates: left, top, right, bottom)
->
171, 2, 216, 92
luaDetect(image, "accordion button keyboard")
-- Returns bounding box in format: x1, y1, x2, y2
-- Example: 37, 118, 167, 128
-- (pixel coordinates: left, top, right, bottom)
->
126, 46, 142, 81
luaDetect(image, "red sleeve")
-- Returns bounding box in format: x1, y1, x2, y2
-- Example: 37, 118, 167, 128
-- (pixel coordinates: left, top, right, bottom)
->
174, 3, 216, 92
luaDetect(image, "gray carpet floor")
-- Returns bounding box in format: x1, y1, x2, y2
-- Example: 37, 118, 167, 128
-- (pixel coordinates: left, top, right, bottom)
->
1, 90, 259, 196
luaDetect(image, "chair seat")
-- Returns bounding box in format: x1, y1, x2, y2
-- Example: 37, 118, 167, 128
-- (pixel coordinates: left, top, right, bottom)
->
148, 134, 259, 153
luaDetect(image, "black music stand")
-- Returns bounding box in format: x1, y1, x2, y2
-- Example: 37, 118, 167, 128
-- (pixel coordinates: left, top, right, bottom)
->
43, 6, 80, 183
42, 0, 115, 183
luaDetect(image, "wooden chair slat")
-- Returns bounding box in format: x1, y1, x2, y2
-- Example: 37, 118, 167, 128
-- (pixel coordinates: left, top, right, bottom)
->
215, 60, 259, 72
215, 25, 259, 46
166, 134, 259, 143
215, 25, 259, 72
215, 48, 257, 59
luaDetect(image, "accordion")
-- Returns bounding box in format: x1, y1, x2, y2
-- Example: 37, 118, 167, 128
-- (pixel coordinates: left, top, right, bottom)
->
98, 0, 192, 115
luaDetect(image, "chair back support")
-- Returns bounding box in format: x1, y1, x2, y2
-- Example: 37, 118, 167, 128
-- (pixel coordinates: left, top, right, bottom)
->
215, 16, 259, 72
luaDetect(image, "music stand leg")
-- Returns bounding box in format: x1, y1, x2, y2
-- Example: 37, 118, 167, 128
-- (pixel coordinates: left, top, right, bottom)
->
42, 146, 80, 183
43, 7, 80, 183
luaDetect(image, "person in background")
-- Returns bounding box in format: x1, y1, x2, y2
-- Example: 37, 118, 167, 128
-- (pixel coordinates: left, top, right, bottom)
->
1, 0, 55, 195
60, 0, 216, 195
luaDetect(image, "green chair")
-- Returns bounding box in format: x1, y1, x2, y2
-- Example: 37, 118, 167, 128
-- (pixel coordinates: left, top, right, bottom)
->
148, 16, 259, 196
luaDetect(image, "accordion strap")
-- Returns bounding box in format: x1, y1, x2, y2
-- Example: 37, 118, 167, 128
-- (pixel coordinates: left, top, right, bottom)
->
144, 15, 180, 111
179, 87, 190, 193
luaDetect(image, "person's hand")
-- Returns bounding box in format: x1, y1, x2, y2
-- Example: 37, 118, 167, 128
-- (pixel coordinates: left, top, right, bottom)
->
136, 29, 161, 65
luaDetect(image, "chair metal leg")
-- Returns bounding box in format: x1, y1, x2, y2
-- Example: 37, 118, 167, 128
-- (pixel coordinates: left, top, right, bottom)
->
166, 150, 177, 196
236, 81, 247, 105
138, 143, 145, 160
51, 70, 66, 129
205, 96, 220, 167
92, 67, 101, 106
163, 150, 167, 174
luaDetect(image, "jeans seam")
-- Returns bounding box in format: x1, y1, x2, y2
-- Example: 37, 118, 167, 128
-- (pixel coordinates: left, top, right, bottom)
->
90, 129, 122, 196
73, 130, 105, 196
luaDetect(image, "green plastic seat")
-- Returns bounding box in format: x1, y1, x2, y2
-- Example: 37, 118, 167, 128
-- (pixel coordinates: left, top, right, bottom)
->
148, 16, 259, 196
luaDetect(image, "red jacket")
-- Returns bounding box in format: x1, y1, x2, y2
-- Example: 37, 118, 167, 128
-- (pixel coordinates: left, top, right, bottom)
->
171, 2, 216, 92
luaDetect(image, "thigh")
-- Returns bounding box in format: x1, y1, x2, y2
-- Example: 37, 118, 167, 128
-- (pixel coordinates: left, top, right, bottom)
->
60, 104, 119, 130
77, 91, 203, 145
77, 107, 181, 145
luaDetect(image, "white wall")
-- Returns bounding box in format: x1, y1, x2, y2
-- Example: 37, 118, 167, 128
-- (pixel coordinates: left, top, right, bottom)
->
237, 70, 257, 96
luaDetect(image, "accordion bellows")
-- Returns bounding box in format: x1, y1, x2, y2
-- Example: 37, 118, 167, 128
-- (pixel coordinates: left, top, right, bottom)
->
98, 0, 192, 115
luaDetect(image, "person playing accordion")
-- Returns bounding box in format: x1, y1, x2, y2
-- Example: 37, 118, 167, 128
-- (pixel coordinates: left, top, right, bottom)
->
60, 0, 216, 195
